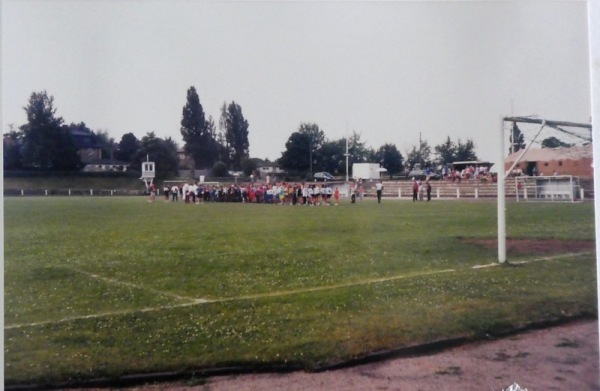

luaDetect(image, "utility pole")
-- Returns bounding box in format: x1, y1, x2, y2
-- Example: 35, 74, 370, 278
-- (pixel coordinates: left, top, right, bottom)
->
345, 137, 350, 183
344, 122, 350, 183
309, 138, 313, 177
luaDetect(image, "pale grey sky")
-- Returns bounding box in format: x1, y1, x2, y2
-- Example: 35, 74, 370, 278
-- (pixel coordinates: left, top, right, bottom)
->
1, 1, 592, 165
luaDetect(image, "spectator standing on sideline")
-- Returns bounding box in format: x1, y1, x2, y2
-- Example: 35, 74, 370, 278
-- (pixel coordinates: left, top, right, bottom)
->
148, 183, 156, 202
163, 184, 170, 202
171, 184, 179, 202
375, 180, 383, 204
412, 178, 419, 202
334, 187, 340, 205
426, 180, 432, 202
189, 182, 197, 204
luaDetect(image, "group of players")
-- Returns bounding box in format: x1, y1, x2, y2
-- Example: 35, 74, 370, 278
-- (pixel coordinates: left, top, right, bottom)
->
155, 182, 342, 206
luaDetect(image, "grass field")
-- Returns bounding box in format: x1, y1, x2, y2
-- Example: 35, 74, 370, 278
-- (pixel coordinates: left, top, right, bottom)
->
3, 196, 597, 386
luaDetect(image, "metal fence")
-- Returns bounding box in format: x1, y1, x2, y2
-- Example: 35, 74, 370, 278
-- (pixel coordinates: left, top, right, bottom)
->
4, 189, 148, 197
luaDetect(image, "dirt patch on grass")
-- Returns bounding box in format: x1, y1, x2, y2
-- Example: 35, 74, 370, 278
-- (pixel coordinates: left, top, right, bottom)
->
463, 238, 595, 256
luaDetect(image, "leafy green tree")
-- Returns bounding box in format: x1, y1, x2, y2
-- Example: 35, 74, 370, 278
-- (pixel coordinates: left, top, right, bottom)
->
211, 161, 228, 177
220, 101, 250, 170
20, 91, 81, 170
133, 132, 179, 179
115, 133, 140, 163
509, 122, 526, 154
279, 123, 328, 176
434, 136, 478, 165
278, 131, 311, 174
376, 143, 403, 176
180, 86, 217, 169
298, 122, 325, 151
405, 139, 432, 170
315, 139, 345, 175
541, 136, 573, 148
434, 137, 457, 165
347, 131, 372, 165
455, 139, 478, 161
241, 157, 258, 176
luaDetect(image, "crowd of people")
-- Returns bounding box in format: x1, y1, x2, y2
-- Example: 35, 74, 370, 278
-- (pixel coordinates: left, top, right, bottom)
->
442, 165, 495, 182
154, 182, 343, 206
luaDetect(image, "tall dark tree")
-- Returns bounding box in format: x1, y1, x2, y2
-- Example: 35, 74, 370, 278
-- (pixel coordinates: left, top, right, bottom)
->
376, 143, 403, 176
241, 157, 258, 176
298, 123, 325, 151
3, 127, 23, 169
133, 132, 179, 179
115, 132, 140, 163
220, 101, 250, 170
20, 91, 80, 170
315, 139, 345, 175
434, 136, 478, 165
278, 131, 311, 174
509, 122, 526, 154
434, 136, 457, 166
455, 139, 478, 161
180, 86, 217, 169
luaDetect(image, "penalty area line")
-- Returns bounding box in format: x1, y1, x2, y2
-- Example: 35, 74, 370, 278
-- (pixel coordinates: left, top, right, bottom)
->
5, 252, 592, 330
4, 268, 457, 330
219, 268, 458, 303
62, 265, 208, 303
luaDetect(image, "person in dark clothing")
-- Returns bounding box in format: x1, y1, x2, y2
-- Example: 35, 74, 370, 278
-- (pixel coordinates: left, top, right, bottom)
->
426, 181, 432, 202
412, 178, 419, 202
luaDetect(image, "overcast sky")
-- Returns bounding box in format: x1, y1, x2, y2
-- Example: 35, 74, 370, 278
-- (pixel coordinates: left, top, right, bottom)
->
1, 1, 592, 165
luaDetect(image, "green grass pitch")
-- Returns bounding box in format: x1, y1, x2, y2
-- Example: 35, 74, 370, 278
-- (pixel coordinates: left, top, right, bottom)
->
3, 196, 597, 385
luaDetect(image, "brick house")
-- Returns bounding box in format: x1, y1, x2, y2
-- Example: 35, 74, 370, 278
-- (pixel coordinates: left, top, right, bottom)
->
505, 144, 593, 178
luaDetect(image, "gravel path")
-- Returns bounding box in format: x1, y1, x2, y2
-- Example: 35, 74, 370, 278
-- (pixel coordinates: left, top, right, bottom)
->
114, 319, 599, 391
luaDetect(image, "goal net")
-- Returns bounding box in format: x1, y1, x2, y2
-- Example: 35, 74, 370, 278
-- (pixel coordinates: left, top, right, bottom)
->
514, 175, 581, 202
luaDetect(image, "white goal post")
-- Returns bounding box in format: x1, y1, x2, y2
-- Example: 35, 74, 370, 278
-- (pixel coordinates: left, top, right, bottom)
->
498, 117, 592, 264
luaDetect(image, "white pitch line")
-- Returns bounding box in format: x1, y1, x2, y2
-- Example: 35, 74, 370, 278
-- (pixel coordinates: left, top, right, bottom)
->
5, 252, 593, 330
64, 266, 206, 303
221, 269, 457, 303
3, 300, 213, 330
4, 268, 457, 330
471, 251, 593, 269
507, 251, 593, 265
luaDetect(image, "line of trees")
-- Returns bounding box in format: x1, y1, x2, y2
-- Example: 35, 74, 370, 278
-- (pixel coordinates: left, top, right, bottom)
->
277, 123, 483, 178
3, 91, 181, 178
278, 123, 405, 178
3, 90, 480, 180
3, 88, 252, 179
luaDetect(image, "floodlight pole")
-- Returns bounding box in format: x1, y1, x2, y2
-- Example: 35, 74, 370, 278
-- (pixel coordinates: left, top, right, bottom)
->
498, 117, 507, 263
